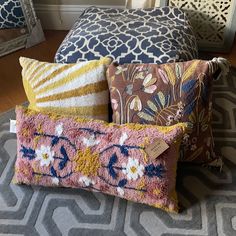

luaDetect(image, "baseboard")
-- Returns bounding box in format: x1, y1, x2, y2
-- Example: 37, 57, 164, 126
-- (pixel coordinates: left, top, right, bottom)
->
34, 4, 124, 30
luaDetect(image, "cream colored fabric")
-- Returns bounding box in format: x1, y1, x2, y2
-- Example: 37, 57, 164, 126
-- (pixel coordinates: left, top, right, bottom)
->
125, 0, 160, 8
20, 57, 111, 121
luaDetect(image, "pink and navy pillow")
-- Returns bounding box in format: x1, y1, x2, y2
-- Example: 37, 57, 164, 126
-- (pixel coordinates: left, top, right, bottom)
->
14, 106, 188, 213
55, 6, 198, 64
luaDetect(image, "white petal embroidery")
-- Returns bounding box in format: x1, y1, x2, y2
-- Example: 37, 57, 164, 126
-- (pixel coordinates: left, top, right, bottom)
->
52, 177, 59, 185
144, 85, 157, 94
35, 145, 54, 167
79, 176, 95, 186
82, 134, 100, 147
119, 132, 128, 145
122, 157, 144, 181
117, 187, 124, 196
55, 123, 63, 136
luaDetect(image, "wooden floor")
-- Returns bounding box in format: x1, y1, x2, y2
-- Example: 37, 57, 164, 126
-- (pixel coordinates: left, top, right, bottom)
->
0, 30, 68, 113
0, 30, 235, 113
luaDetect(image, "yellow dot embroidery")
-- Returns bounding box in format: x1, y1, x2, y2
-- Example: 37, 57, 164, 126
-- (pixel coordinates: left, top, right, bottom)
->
153, 189, 161, 195
130, 166, 137, 173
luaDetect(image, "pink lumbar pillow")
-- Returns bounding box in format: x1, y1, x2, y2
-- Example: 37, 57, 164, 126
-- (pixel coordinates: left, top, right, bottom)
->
14, 106, 188, 213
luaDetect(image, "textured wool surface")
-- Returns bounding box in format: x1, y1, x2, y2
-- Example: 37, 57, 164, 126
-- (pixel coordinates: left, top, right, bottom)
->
20, 57, 111, 121
107, 59, 222, 165
1, 68, 236, 235
14, 106, 188, 213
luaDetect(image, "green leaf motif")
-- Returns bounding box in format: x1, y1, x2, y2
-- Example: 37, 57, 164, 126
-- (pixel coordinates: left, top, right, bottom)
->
201, 124, 208, 132
189, 111, 196, 123
158, 92, 165, 108
137, 112, 155, 122
147, 100, 157, 112
114, 111, 120, 124
199, 109, 205, 122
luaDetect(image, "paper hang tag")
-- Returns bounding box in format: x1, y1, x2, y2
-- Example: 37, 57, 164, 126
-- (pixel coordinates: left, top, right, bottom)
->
145, 138, 169, 160
10, 120, 16, 133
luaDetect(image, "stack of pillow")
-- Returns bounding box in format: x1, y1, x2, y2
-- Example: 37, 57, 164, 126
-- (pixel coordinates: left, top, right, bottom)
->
14, 7, 229, 213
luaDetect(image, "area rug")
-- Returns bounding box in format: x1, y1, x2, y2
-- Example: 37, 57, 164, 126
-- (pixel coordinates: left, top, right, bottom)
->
0, 68, 236, 236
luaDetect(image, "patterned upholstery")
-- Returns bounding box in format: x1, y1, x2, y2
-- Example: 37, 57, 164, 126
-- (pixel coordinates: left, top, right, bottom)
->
14, 106, 188, 213
55, 6, 198, 64
0, 0, 25, 29
107, 59, 223, 165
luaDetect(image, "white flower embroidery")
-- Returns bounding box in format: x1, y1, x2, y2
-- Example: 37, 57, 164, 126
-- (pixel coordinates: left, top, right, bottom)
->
122, 157, 144, 181
35, 145, 54, 167
111, 99, 119, 110
166, 115, 174, 126
130, 96, 142, 111
55, 123, 63, 136
82, 134, 100, 147
79, 176, 95, 186
142, 74, 157, 93
119, 132, 128, 145
52, 177, 59, 185
117, 187, 124, 196
115, 66, 127, 75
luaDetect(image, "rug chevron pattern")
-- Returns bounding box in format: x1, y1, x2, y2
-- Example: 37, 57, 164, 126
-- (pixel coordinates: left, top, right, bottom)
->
0, 68, 236, 236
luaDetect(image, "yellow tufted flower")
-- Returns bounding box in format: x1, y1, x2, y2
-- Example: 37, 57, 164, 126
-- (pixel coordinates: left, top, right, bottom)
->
137, 179, 146, 198
74, 148, 100, 176
153, 189, 161, 195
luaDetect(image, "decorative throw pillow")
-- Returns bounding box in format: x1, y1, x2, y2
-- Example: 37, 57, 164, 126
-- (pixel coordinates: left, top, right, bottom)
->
14, 106, 188, 213
20, 57, 111, 121
107, 59, 222, 165
0, 0, 25, 29
55, 6, 198, 64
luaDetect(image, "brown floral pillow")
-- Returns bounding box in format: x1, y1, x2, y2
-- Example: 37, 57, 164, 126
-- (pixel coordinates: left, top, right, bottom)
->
107, 60, 221, 165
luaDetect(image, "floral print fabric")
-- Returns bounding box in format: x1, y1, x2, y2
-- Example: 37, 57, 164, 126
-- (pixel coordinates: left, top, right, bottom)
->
14, 106, 188, 213
107, 60, 220, 164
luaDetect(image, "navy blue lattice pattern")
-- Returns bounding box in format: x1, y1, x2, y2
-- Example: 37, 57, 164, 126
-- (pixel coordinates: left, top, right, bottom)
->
55, 6, 198, 64
0, 0, 25, 29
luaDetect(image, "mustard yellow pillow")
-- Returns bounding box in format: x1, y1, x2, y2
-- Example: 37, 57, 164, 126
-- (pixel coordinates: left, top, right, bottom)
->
20, 57, 111, 120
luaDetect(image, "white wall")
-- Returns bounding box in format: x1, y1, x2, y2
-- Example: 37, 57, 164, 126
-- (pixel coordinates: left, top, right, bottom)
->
33, 0, 126, 30
33, 0, 125, 6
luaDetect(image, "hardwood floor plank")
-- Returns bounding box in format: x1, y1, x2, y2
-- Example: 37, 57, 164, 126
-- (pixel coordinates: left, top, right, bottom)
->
0, 30, 68, 113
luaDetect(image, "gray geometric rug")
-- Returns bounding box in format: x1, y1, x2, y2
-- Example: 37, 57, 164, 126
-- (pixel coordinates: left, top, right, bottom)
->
0, 68, 236, 236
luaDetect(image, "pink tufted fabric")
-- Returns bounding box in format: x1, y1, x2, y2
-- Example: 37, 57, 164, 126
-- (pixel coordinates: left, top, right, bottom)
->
14, 106, 188, 213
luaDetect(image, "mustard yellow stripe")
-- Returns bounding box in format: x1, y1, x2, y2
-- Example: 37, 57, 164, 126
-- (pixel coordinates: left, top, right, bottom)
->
20, 57, 32, 69
33, 64, 74, 90
21, 59, 36, 79
38, 104, 108, 116
23, 76, 37, 107
23, 60, 40, 80
28, 62, 49, 82
36, 59, 110, 95
36, 80, 108, 103
98, 57, 112, 66
20, 58, 39, 79
30, 64, 59, 85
